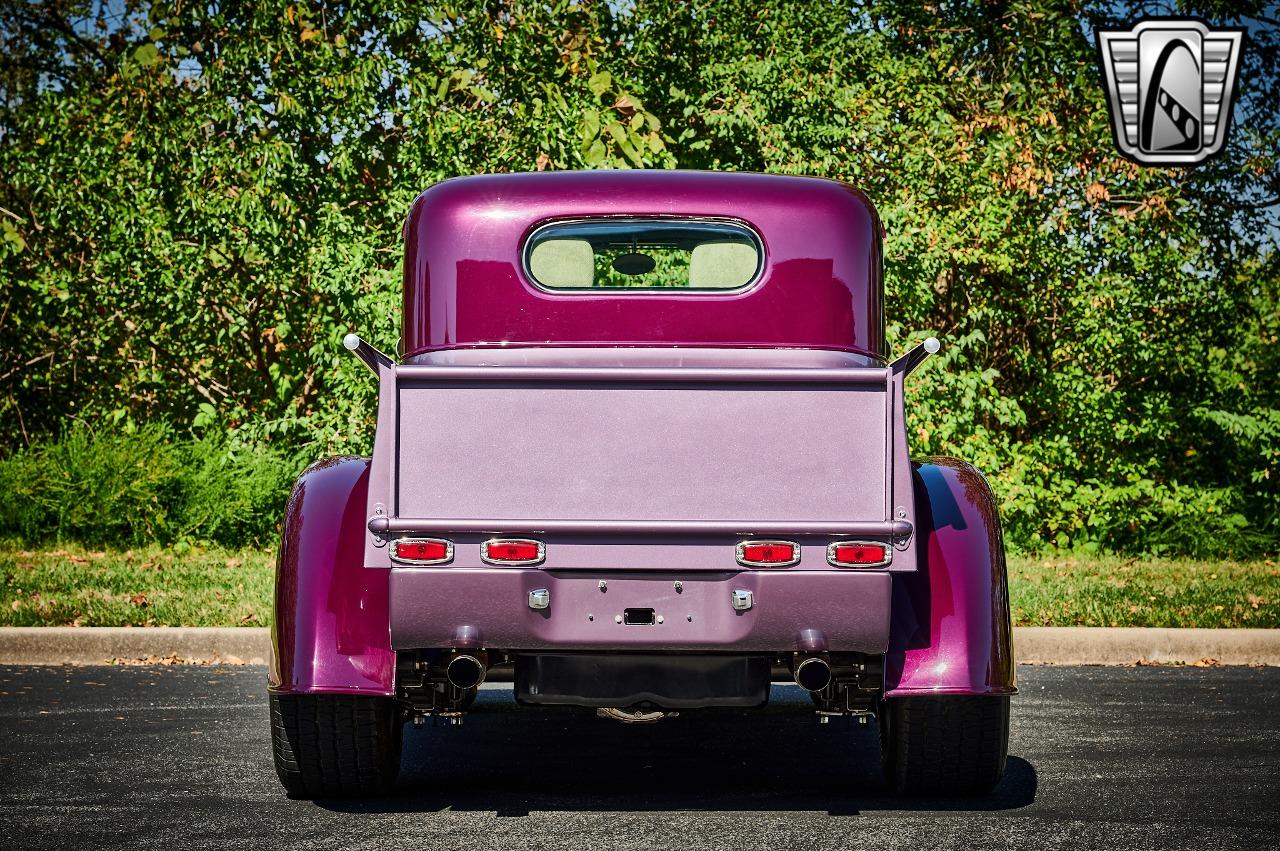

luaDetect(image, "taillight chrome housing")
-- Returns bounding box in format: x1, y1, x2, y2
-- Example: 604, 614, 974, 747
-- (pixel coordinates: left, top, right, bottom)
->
826, 540, 891, 568
481, 538, 546, 566
735, 540, 800, 567
391, 538, 454, 565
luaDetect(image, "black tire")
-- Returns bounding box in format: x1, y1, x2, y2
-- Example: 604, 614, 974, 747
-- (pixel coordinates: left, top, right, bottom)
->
270, 693, 404, 798
880, 695, 1009, 796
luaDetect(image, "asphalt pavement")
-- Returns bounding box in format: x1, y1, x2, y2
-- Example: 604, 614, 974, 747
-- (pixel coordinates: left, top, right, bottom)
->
0, 664, 1277, 850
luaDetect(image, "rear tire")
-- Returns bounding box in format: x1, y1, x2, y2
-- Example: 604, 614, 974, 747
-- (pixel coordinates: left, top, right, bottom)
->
880, 695, 1009, 795
270, 693, 403, 798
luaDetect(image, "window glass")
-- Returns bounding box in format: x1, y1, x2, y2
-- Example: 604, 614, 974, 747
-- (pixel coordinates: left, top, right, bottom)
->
524, 219, 762, 291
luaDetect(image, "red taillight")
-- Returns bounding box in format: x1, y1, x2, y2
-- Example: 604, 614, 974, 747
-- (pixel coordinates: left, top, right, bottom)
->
736, 540, 800, 567
482, 538, 545, 565
827, 541, 890, 567
392, 538, 453, 564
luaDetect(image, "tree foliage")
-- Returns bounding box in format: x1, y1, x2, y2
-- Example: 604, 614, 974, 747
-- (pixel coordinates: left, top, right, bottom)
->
1, 0, 1277, 555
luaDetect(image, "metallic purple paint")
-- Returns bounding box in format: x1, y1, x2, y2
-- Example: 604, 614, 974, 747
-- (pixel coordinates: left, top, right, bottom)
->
363, 359, 920, 574
401, 171, 884, 358
269, 457, 394, 696
388, 568, 893, 653
884, 459, 1017, 697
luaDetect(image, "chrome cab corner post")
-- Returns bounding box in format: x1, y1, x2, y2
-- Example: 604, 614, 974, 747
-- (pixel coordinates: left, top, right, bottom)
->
890, 336, 941, 378
343, 332, 395, 376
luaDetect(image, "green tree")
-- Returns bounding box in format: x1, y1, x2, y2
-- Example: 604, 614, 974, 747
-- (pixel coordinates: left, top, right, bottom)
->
1, 1, 1276, 554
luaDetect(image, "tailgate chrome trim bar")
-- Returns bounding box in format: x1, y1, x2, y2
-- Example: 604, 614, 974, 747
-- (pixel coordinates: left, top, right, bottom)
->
369, 516, 912, 538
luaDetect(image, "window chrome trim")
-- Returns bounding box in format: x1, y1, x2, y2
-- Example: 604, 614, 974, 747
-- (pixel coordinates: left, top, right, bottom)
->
825, 540, 892, 568
735, 539, 801, 568
480, 537, 547, 566
389, 537, 455, 566
520, 216, 766, 294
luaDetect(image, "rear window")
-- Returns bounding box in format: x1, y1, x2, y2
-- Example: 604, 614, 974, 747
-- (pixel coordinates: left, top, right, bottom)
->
523, 218, 763, 292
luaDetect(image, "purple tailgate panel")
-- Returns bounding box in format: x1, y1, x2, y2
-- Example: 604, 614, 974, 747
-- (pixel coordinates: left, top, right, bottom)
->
398, 381, 885, 530
363, 363, 919, 575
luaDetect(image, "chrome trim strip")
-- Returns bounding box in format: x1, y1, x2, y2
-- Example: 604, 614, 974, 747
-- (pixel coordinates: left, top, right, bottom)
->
371, 517, 912, 538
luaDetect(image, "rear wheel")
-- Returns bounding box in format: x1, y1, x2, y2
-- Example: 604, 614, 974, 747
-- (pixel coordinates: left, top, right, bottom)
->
879, 695, 1009, 795
270, 693, 404, 798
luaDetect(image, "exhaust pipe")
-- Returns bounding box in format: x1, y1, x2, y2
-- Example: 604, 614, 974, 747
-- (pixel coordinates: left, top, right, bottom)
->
446, 652, 488, 690
793, 655, 832, 692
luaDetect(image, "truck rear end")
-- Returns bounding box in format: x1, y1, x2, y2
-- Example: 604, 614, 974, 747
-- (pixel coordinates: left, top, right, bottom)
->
268, 171, 1014, 799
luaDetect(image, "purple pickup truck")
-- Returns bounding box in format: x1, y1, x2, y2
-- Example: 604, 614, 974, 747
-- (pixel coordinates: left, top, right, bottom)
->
268, 171, 1015, 798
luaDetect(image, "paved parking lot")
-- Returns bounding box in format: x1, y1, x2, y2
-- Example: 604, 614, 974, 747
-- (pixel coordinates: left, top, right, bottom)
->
0, 664, 1277, 849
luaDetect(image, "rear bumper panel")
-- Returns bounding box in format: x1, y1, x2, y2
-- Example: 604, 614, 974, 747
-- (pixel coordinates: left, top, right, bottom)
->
389, 568, 891, 653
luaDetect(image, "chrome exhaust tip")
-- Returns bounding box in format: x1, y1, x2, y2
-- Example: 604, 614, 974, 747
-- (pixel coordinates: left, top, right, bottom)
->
446, 652, 487, 690
793, 656, 833, 692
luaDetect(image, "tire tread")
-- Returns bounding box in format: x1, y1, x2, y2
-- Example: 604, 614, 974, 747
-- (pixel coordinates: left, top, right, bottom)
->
881, 695, 1009, 795
269, 693, 402, 798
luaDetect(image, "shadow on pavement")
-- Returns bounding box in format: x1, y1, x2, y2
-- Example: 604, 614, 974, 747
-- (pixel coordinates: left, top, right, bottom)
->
320, 688, 1037, 816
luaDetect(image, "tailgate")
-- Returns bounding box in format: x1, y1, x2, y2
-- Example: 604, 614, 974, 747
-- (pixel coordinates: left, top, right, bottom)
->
364, 364, 917, 571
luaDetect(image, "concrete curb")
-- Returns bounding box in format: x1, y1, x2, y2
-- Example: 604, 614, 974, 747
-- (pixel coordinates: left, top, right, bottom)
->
0, 627, 270, 666
1015, 626, 1280, 666
0, 626, 1277, 666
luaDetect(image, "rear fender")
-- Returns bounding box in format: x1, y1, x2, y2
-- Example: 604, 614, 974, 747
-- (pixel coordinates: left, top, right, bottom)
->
268, 456, 395, 696
883, 458, 1016, 697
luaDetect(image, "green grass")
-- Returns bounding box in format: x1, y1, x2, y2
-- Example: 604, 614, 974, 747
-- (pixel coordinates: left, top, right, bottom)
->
0, 547, 1276, 628
0, 545, 274, 627
1009, 555, 1280, 628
